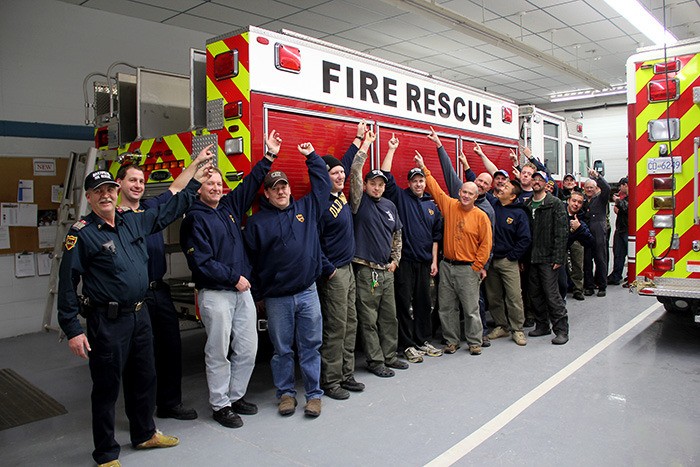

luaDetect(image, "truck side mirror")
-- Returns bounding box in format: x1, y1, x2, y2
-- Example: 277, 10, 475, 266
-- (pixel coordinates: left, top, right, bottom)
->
593, 159, 605, 177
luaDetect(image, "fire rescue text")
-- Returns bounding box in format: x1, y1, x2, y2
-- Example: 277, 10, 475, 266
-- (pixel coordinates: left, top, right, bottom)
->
322, 61, 492, 127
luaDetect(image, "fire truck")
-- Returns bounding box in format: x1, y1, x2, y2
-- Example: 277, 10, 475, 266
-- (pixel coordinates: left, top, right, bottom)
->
519, 105, 592, 182
626, 38, 700, 320
84, 25, 520, 319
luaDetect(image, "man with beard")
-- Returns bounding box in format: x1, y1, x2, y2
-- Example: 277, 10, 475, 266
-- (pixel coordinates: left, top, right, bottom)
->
582, 169, 611, 297
525, 171, 570, 345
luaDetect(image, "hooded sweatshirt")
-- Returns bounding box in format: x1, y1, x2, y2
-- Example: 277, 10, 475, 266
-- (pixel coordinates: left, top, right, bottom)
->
244, 152, 331, 298
179, 157, 272, 290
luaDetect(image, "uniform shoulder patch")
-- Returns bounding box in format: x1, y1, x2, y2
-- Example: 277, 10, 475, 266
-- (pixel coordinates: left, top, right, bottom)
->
71, 219, 88, 230
64, 235, 78, 250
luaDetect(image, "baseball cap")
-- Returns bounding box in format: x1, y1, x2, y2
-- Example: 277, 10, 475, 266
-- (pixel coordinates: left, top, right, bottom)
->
563, 173, 575, 181
322, 155, 342, 171
494, 169, 509, 179
84, 170, 119, 191
364, 169, 388, 182
407, 167, 425, 180
263, 170, 289, 189
532, 170, 548, 181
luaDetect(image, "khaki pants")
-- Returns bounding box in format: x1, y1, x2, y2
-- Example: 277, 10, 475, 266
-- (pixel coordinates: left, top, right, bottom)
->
438, 261, 482, 346
355, 265, 398, 366
317, 264, 357, 389
484, 257, 525, 332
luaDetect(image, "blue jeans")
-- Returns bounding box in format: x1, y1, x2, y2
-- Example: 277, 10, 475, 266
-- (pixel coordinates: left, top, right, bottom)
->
265, 284, 323, 401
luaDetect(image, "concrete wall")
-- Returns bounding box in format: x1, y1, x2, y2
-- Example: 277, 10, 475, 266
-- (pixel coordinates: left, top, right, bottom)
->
0, 0, 211, 338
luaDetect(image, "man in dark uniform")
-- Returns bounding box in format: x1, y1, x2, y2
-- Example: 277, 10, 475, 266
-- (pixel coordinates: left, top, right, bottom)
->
58, 164, 209, 467
115, 145, 212, 421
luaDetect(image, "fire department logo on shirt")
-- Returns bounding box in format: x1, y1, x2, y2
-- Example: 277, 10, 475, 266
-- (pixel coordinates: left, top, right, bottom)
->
64, 235, 78, 251
296, 214, 305, 222
506, 216, 514, 224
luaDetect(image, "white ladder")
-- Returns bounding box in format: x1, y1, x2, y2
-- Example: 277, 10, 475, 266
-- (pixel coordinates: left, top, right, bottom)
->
42, 147, 98, 332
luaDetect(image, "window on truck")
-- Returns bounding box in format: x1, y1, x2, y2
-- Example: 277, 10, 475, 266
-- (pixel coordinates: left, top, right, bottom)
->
565, 142, 573, 175
578, 146, 590, 176
543, 121, 559, 174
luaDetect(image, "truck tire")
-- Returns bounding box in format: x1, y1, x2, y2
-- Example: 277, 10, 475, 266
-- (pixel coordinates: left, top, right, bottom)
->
658, 297, 692, 314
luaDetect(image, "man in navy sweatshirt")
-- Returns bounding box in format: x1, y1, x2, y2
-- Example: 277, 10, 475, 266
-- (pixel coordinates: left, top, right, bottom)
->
484, 180, 532, 346
179, 130, 281, 430
350, 131, 405, 378
317, 121, 367, 401
380, 133, 443, 364
244, 142, 331, 418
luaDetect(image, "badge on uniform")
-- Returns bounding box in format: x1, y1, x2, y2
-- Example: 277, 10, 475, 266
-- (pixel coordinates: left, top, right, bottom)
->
65, 235, 78, 250
428, 208, 435, 216
296, 214, 305, 223
506, 217, 514, 224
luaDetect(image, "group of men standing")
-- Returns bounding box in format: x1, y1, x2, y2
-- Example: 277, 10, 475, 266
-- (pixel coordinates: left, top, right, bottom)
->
58, 121, 628, 466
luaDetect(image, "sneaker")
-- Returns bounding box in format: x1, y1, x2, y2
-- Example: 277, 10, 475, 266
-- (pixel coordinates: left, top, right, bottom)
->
512, 331, 527, 346
304, 398, 322, 417
135, 430, 180, 449
212, 406, 243, 428
417, 341, 443, 357
156, 403, 198, 420
572, 291, 585, 301
481, 335, 491, 347
98, 461, 121, 467
523, 318, 535, 328
404, 347, 424, 363
340, 377, 365, 392
367, 364, 395, 378
552, 333, 569, 345
584, 288, 595, 296
443, 343, 460, 354
386, 358, 409, 370
278, 395, 297, 416
231, 398, 258, 415
468, 345, 482, 355
528, 327, 552, 337
324, 386, 350, 400
487, 326, 510, 340
597, 290, 607, 297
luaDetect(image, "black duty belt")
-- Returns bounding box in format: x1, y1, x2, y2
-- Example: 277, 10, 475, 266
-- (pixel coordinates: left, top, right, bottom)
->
148, 280, 167, 290
86, 301, 144, 318
442, 258, 474, 266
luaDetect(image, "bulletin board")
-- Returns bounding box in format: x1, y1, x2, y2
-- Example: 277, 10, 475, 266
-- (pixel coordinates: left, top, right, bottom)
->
0, 157, 68, 254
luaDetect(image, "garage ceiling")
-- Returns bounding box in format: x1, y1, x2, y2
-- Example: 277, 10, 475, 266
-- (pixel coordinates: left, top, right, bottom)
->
59, 0, 699, 105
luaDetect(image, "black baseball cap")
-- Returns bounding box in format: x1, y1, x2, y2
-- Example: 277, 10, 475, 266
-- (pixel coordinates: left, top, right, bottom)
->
563, 173, 575, 181
407, 167, 425, 180
264, 170, 289, 189
84, 170, 119, 191
364, 169, 388, 182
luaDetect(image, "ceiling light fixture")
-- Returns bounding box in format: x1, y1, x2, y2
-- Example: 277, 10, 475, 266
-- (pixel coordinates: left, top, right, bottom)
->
549, 85, 627, 103
601, 0, 677, 46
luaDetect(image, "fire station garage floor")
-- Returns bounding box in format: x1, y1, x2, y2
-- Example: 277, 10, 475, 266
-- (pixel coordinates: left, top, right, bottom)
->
1, 286, 698, 466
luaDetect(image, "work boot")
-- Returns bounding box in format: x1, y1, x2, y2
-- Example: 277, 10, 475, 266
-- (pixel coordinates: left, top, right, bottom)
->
324, 386, 350, 400
156, 403, 198, 420
231, 398, 258, 415
304, 398, 322, 417
572, 291, 585, 301
278, 395, 297, 416
212, 406, 243, 428
552, 334, 569, 345
340, 377, 365, 392
528, 327, 551, 337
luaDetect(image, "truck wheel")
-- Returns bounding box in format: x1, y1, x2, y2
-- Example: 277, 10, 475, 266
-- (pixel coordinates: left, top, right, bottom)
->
658, 297, 691, 314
